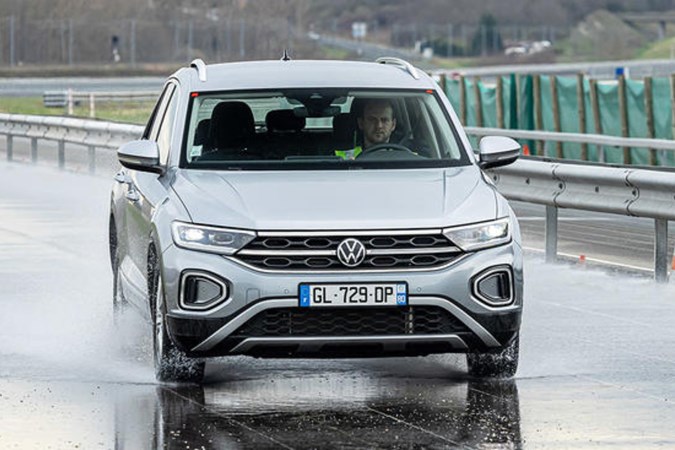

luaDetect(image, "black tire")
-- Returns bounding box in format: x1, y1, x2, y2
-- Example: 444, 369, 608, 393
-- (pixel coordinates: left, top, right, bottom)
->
151, 270, 205, 383
466, 334, 519, 379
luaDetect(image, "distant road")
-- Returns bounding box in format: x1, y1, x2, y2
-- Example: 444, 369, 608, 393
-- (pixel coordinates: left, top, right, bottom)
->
2, 57, 674, 97
0, 76, 164, 97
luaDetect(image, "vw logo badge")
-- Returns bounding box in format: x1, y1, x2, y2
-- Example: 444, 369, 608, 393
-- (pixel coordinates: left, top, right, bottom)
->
336, 238, 366, 268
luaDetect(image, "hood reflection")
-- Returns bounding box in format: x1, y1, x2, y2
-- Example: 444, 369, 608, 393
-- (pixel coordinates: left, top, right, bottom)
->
115, 370, 521, 449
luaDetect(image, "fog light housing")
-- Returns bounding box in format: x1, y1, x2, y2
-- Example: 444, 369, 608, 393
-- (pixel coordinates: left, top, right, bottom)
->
472, 266, 514, 307
180, 271, 228, 311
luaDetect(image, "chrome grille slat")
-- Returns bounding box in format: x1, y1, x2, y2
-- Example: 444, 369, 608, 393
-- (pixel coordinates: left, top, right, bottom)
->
234, 230, 464, 272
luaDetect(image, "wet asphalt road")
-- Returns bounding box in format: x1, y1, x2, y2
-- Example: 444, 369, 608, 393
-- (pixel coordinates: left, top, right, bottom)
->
1, 161, 675, 449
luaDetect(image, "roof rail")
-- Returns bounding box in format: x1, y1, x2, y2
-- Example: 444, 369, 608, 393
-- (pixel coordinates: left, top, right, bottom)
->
375, 57, 420, 80
190, 58, 207, 82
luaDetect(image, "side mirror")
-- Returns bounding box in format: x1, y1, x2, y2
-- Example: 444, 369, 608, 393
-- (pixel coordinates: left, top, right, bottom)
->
117, 140, 163, 174
477, 136, 520, 170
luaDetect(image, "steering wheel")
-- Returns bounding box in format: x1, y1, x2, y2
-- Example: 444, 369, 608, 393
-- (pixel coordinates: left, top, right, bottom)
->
356, 142, 416, 158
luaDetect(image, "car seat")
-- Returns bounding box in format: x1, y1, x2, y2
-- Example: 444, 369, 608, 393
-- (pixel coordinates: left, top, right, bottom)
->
204, 101, 255, 153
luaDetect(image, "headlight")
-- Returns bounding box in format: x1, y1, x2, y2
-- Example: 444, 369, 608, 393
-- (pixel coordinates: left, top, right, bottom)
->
171, 221, 256, 255
443, 218, 511, 252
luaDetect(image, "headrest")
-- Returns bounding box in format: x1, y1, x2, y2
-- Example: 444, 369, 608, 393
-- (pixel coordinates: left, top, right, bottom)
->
208, 101, 255, 149
193, 119, 210, 146
332, 113, 356, 146
265, 110, 305, 133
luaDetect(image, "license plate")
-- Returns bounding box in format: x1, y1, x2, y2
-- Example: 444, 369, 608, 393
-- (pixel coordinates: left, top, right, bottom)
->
298, 283, 408, 307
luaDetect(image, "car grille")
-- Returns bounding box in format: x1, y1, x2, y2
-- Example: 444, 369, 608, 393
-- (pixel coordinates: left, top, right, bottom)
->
233, 232, 463, 271
231, 306, 469, 337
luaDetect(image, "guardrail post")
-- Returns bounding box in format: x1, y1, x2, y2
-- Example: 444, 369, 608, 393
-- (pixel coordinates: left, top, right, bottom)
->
654, 219, 669, 283
6, 135, 13, 161
89, 93, 96, 118
58, 140, 65, 169
545, 205, 558, 263
88, 145, 96, 174
30, 138, 38, 163
67, 89, 74, 116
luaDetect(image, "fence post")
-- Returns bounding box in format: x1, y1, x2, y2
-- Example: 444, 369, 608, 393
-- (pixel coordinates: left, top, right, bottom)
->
9, 15, 16, 67
6, 135, 13, 161
655, 219, 668, 283
31, 137, 38, 163
187, 20, 194, 61
88, 145, 96, 174
68, 19, 74, 65
589, 78, 604, 162
239, 19, 246, 58
130, 19, 137, 67
670, 74, 675, 158
439, 73, 447, 96
533, 75, 543, 156
496, 76, 505, 129
618, 75, 631, 165
644, 77, 657, 166
459, 75, 467, 124
447, 24, 453, 57
473, 77, 483, 127
58, 140, 65, 169
545, 205, 558, 263
576, 73, 588, 161
550, 75, 563, 158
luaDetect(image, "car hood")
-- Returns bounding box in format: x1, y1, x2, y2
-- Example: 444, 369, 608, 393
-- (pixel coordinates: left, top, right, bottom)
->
171, 167, 498, 230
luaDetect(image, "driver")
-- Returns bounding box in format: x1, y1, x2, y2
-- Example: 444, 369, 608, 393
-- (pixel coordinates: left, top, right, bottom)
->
335, 99, 397, 160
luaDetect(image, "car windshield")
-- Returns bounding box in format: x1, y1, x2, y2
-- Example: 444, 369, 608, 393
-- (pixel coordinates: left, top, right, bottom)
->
181, 89, 470, 170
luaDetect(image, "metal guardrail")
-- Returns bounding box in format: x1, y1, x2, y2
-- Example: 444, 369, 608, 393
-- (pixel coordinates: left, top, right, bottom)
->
43, 90, 158, 118
488, 158, 675, 282
465, 127, 675, 281
0, 113, 143, 173
44, 90, 158, 108
0, 114, 672, 281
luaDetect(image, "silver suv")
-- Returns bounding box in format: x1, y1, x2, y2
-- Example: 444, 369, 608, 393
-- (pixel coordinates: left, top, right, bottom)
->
109, 57, 523, 383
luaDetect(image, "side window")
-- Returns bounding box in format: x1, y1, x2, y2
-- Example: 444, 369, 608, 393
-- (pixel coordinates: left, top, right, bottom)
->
143, 84, 172, 140
155, 85, 179, 166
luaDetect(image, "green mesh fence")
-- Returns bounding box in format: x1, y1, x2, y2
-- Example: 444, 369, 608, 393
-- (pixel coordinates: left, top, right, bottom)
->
441, 73, 675, 167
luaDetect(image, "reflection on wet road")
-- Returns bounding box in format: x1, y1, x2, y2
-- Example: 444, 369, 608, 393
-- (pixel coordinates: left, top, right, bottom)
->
1, 161, 675, 449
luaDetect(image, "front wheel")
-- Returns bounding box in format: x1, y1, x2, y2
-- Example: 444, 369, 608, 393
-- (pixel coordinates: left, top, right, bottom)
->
152, 270, 205, 383
466, 334, 519, 379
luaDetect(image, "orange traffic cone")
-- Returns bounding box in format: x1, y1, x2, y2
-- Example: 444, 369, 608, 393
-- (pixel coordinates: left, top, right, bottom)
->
579, 254, 586, 265
671, 256, 675, 271
522, 144, 530, 156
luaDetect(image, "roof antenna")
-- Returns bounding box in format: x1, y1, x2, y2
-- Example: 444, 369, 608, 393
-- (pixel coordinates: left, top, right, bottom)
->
281, 49, 292, 61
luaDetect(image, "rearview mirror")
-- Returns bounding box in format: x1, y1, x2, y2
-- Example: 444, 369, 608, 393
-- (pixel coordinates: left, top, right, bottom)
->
117, 140, 163, 174
477, 136, 520, 170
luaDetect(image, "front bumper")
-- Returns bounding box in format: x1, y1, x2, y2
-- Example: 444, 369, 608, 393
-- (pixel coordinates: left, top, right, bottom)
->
161, 241, 523, 358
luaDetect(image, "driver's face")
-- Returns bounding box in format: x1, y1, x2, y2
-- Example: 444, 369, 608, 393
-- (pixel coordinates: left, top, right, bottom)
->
358, 102, 396, 149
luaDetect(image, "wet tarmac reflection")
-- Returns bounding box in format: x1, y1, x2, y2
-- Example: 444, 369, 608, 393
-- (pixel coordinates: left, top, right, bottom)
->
114, 371, 521, 449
